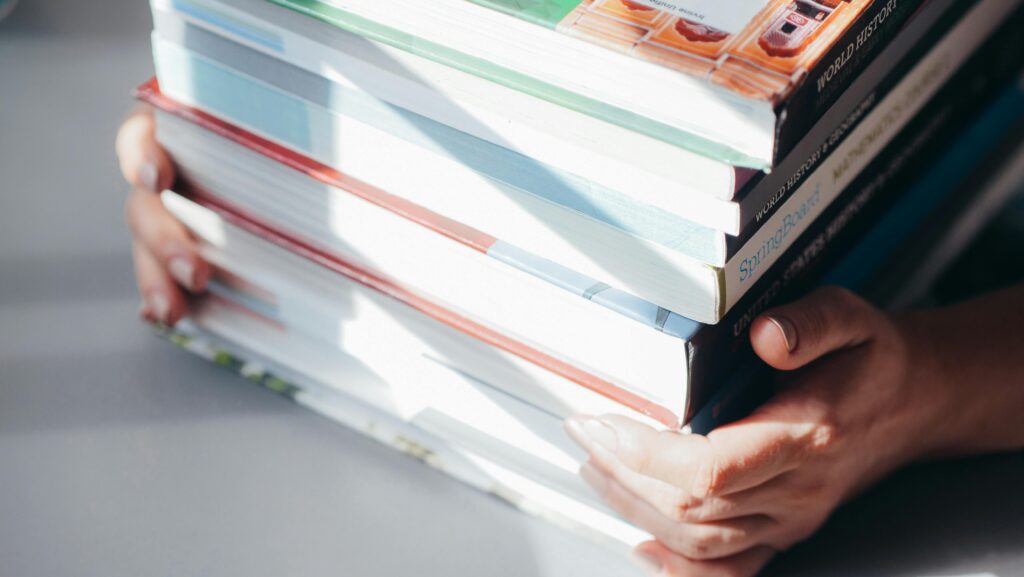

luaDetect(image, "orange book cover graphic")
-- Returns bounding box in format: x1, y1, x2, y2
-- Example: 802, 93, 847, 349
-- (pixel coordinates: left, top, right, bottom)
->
557, 0, 876, 101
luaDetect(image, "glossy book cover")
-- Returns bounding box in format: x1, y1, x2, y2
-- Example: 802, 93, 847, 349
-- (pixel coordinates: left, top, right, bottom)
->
294, 0, 879, 104
263, 0, 918, 168
532, 0, 873, 102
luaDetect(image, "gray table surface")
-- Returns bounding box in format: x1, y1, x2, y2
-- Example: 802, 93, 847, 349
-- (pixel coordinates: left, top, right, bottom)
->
1, 2, 1022, 576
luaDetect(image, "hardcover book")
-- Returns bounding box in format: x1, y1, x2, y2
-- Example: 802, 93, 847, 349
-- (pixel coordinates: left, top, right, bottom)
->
264, 0, 922, 168
147, 0, 1013, 324
154, 72, 1024, 551
135, 0, 1020, 427
149, 0, 962, 255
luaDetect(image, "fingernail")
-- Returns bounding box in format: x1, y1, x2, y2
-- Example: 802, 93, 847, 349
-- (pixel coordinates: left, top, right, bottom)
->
139, 159, 159, 192
579, 463, 609, 497
766, 315, 798, 352
629, 549, 663, 575
147, 291, 171, 324
565, 416, 619, 453
168, 256, 196, 291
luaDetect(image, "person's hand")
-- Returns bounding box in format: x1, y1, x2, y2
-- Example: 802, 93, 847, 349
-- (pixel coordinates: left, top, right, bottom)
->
116, 106, 210, 325
565, 287, 955, 577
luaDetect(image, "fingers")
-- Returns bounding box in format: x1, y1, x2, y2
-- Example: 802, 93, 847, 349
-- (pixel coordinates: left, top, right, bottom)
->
134, 243, 190, 326
633, 541, 775, 577
750, 286, 884, 371
566, 414, 802, 500
582, 464, 779, 561
126, 189, 210, 293
116, 105, 175, 193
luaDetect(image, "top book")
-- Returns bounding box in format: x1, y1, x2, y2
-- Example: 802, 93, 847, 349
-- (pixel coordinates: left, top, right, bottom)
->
269, 0, 917, 168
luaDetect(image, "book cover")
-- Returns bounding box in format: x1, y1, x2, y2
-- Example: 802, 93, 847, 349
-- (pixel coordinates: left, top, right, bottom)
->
152, 0, 960, 263
689, 19, 1024, 425
136, 0, 1014, 423
267, 0, 921, 167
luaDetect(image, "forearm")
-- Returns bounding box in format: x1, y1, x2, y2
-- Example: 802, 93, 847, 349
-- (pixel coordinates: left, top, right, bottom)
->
900, 283, 1024, 458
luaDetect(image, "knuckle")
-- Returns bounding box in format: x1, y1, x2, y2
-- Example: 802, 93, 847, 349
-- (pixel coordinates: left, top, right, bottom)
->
691, 456, 722, 499
670, 491, 703, 522
794, 397, 842, 455
820, 284, 855, 302
673, 524, 734, 560
817, 286, 869, 328
796, 301, 831, 345
819, 286, 864, 311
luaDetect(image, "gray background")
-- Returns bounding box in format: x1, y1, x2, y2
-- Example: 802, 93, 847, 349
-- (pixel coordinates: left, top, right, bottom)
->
0, 1, 1022, 576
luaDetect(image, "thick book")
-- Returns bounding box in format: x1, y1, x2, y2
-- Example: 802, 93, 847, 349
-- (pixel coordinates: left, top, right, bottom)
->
139, 4, 1013, 430
154, 73, 1024, 550
151, 0, 964, 263
161, 188, 672, 429
144, 0, 1010, 322
260, 0, 922, 171
137, 0, 1015, 428
692, 71, 1024, 432
152, 0, 955, 214
158, 312, 650, 550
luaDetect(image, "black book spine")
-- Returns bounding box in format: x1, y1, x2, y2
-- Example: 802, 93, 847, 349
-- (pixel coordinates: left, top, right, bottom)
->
725, 0, 971, 257
771, 0, 923, 165
683, 11, 1024, 425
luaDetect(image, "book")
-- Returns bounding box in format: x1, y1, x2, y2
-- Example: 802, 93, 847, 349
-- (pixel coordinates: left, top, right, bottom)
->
691, 66, 1024, 433
158, 314, 651, 549
152, 0, 956, 216
261, 0, 922, 170
150, 0, 963, 264
161, 188, 673, 429
134, 0, 1015, 428
144, 0, 1013, 322
683, 18, 1024, 417
138, 3, 1022, 428
156, 70, 1024, 549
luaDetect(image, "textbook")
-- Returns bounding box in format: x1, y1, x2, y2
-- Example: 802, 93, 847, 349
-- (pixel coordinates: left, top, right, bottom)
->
259, 0, 922, 171
138, 1, 1022, 428
692, 70, 1024, 431
153, 0, 951, 217
151, 0, 961, 263
153, 67, 1024, 550
146, 0, 1013, 324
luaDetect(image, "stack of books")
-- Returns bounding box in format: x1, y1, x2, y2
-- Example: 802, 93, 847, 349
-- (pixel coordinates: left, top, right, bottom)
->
140, 0, 1024, 547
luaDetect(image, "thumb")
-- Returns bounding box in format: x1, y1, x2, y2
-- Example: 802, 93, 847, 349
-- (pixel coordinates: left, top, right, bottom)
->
750, 286, 884, 371
116, 105, 176, 193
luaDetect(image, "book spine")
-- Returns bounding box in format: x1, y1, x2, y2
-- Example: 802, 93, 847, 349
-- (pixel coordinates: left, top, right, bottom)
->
726, 0, 966, 255
720, 0, 1019, 316
772, 0, 923, 164
686, 11, 1024, 425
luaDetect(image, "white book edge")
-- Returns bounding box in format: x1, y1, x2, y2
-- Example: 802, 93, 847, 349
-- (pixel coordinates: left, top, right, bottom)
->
167, 314, 650, 551
151, 0, 743, 202
161, 189, 685, 425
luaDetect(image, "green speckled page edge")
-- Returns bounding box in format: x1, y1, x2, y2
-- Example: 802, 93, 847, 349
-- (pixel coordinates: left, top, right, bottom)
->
265, 0, 765, 168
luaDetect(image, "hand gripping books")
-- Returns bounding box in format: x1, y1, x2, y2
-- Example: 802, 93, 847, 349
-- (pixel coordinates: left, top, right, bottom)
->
154, 67, 1024, 550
